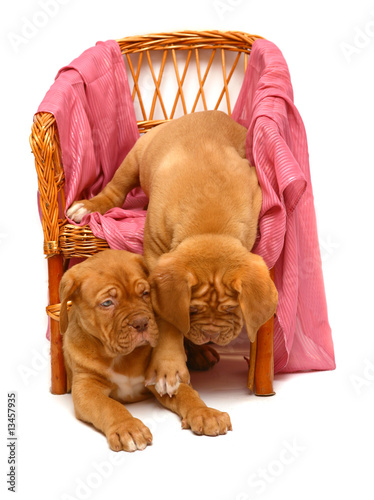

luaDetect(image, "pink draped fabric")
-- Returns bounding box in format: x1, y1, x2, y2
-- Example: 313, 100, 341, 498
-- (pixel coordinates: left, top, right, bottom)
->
232, 40, 335, 372
37, 40, 147, 253
36, 38, 335, 373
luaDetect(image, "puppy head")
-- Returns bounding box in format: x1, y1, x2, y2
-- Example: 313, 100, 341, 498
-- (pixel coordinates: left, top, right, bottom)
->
149, 236, 277, 345
59, 250, 159, 356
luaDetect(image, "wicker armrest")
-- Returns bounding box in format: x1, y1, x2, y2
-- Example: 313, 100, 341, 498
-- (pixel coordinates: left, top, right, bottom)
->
30, 112, 65, 257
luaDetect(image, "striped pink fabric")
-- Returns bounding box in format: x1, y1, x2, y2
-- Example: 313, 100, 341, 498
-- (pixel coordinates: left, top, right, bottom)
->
36, 39, 335, 373
232, 40, 335, 372
37, 40, 147, 253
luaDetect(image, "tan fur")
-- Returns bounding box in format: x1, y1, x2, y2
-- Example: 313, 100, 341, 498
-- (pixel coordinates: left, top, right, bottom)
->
60, 249, 231, 452
67, 111, 278, 396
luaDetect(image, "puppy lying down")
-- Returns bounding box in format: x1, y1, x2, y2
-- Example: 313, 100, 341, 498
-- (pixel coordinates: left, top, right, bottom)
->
60, 250, 231, 452
67, 110, 278, 397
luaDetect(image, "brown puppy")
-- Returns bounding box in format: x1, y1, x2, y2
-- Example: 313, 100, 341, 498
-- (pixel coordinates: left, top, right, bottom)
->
67, 111, 278, 397
60, 249, 231, 452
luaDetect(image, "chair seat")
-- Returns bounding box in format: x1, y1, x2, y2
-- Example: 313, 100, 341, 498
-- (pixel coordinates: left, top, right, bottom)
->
59, 223, 109, 259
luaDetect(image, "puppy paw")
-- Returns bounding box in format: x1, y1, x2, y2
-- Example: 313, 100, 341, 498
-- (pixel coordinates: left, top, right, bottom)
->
182, 407, 232, 436
185, 341, 220, 371
145, 359, 190, 397
106, 418, 153, 452
66, 201, 92, 223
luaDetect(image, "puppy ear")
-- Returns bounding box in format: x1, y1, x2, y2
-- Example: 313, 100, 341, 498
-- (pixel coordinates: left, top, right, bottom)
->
59, 269, 80, 334
232, 254, 278, 342
149, 254, 196, 334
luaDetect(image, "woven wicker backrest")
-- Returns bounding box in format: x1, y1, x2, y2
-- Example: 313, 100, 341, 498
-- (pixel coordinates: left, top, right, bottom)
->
119, 31, 261, 132
30, 31, 261, 256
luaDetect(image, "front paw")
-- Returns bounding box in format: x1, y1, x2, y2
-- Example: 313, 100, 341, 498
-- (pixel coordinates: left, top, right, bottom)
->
66, 200, 93, 223
145, 358, 190, 397
106, 417, 153, 452
185, 340, 220, 371
182, 407, 232, 436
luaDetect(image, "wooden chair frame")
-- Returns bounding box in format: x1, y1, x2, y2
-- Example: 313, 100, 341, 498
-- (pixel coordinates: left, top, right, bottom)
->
30, 30, 275, 396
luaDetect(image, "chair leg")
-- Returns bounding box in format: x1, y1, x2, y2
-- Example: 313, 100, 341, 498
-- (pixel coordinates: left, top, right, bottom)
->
48, 254, 67, 395
254, 312, 275, 396
247, 336, 257, 392
247, 267, 276, 396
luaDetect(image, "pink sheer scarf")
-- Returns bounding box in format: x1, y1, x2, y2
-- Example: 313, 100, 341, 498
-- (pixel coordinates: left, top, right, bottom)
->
37, 40, 147, 253
232, 40, 335, 372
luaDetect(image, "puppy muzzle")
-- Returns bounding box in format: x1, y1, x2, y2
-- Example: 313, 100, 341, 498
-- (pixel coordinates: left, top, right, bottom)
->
128, 313, 159, 348
129, 315, 150, 334
187, 315, 243, 346
111, 313, 159, 355
187, 326, 233, 346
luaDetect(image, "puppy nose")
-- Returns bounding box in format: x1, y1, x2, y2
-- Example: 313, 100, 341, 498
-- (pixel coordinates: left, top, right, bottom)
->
202, 329, 220, 339
130, 316, 149, 333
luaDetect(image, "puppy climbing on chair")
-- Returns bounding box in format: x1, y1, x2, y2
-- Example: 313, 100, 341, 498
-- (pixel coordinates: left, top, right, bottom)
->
60, 249, 231, 452
67, 110, 278, 399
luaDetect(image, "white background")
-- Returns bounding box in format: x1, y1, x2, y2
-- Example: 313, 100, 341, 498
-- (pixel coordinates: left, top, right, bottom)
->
1, 1, 374, 499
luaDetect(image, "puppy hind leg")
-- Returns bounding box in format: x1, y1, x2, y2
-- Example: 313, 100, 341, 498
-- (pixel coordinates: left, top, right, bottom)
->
66, 146, 142, 222
103, 146, 142, 207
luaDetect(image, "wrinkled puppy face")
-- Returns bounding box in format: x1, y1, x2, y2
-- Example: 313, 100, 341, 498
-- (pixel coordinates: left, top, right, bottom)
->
149, 236, 278, 346
187, 276, 242, 346
59, 250, 159, 356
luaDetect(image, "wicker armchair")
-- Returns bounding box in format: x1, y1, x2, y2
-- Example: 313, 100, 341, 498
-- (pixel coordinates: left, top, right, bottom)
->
30, 31, 275, 396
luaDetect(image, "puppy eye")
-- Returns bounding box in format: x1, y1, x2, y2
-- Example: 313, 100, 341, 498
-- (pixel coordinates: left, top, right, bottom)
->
142, 290, 150, 298
224, 305, 237, 312
100, 300, 114, 307
189, 306, 199, 315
